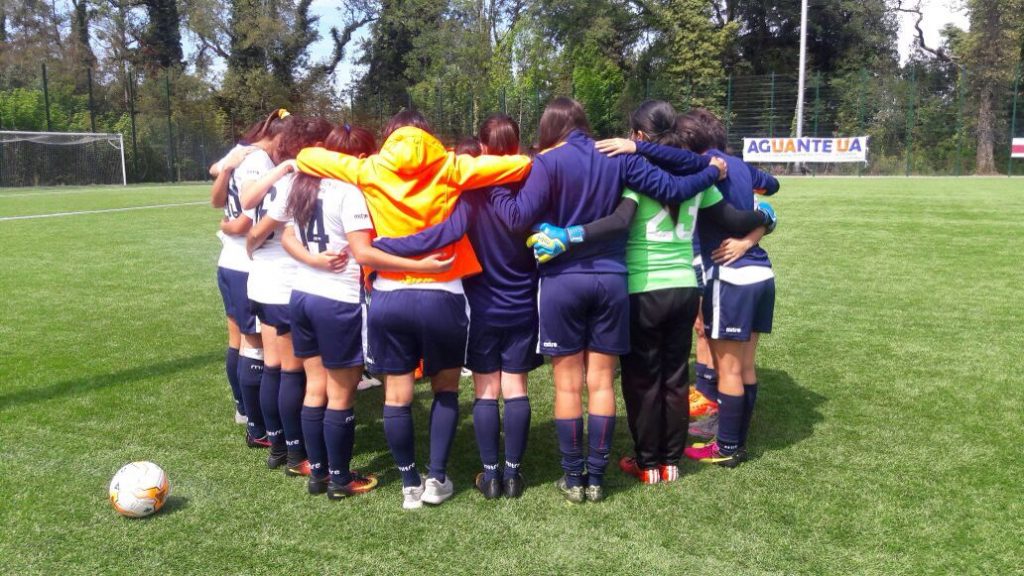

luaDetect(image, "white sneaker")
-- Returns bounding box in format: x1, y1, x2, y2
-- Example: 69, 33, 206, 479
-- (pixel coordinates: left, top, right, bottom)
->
358, 372, 383, 391
460, 368, 473, 378
234, 410, 248, 425
421, 476, 454, 505
402, 476, 426, 510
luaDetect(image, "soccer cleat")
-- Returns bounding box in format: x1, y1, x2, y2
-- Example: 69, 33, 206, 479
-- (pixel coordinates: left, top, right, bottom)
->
684, 440, 742, 468
246, 433, 271, 449
327, 472, 379, 500
460, 367, 473, 379
475, 473, 502, 500
619, 456, 660, 485
234, 410, 248, 425
555, 476, 586, 504
285, 458, 312, 477
421, 476, 454, 505
266, 445, 288, 469
402, 476, 426, 510
357, 371, 382, 391
688, 412, 719, 441
690, 389, 718, 419
307, 475, 329, 495
502, 473, 525, 499
659, 464, 680, 483
584, 484, 605, 503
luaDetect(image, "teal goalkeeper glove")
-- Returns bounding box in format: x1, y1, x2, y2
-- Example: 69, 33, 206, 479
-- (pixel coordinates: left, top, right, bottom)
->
755, 201, 777, 234
526, 223, 584, 264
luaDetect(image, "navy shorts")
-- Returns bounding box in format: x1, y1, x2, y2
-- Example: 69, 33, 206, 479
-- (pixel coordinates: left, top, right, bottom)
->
290, 291, 364, 369
366, 289, 469, 376
217, 267, 259, 334
537, 273, 629, 356
703, 278, 775, 341
252, 301, 292, 335
467, 319, 543, 374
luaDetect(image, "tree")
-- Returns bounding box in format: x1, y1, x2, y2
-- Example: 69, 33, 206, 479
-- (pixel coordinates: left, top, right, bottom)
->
139, 0, 183, 69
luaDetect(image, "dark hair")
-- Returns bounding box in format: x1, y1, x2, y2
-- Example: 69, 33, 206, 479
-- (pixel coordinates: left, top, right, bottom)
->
455, 137, 483, 157
629, 100, 683, 148
687, 108, 727, 151
240, 108, 290, 144
289, 124, 377, 228
275, 115, 334, 162
537, 97, 590, 150
675, 112, 715, 154
479, 114, 520, 156
382, 109, 433, 141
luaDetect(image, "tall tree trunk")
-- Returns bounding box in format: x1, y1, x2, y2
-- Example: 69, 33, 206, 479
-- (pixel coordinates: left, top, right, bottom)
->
975, 84, 997, 174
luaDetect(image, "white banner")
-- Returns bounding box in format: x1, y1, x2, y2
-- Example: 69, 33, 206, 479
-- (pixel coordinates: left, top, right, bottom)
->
1012, 138, 1024, 159
743, 136, 869, 163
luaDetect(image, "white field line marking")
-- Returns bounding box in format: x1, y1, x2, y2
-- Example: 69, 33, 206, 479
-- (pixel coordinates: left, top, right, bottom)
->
0, 201, 207, 221
0, 187, 201, 200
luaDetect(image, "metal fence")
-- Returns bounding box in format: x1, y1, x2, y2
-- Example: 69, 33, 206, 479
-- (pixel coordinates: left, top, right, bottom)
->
2, 62, 1022, 185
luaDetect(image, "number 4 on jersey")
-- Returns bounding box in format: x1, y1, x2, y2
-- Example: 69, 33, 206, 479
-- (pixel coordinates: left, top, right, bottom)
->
299, 199, 330, 253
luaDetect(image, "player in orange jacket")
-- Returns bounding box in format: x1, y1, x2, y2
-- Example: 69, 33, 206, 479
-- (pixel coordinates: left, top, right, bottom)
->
295, 110, 532, 509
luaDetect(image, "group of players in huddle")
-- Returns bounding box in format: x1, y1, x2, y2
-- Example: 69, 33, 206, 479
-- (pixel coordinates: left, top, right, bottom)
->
209, 96, 779, 509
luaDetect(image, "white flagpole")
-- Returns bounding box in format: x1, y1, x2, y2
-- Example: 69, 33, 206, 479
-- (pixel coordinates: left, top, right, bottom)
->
796, 0, 809, 172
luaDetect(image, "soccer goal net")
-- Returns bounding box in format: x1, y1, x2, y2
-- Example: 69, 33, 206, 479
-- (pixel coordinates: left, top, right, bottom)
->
0, 131, 127, 187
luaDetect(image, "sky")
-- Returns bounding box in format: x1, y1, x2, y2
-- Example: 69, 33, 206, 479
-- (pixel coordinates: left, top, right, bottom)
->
300, 0, 973, 89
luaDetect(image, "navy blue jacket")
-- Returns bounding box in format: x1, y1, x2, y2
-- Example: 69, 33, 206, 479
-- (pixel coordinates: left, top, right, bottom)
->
373, 184, 537, 328
488, 130, 719, 276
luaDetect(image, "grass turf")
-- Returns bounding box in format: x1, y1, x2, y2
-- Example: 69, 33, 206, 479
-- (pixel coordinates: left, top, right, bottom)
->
0, 178, 1021, 574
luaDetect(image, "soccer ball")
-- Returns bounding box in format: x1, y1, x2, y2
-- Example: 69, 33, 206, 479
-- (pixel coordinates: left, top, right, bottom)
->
109, 461, 170, 518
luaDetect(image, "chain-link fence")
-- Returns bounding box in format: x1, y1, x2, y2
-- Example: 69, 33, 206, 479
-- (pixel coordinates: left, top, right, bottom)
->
2, 62, 1022, 185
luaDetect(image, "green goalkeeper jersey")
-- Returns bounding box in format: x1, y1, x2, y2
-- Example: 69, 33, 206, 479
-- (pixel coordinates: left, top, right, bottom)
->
622, 186, 723, 294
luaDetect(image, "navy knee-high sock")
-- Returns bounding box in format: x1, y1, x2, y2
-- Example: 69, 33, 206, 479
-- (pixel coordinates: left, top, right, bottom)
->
279, 370, 307, 458
301, 406, 327, 479
739, 383, 759, 447
554, 417, 585, 487
586, 414, 615, 487
696, 364, 718, 403
428, 391, 459, 483
324, 408, 355, 486
238, 352, 265, 438
383, 404, 419, 487
260, 366, 283, 449
716, 393, 744, 455
502, 397, 531, 481
472, 399, 501, 481
226, 347, 244, 416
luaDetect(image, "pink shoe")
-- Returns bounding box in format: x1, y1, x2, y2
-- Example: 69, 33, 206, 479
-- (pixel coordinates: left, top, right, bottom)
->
684, 441, 742, 468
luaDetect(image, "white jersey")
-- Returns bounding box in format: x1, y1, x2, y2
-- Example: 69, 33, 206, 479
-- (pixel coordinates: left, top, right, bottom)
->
244, 155, 297, 305
291, 179, 374, 304
216, 144, 253, 273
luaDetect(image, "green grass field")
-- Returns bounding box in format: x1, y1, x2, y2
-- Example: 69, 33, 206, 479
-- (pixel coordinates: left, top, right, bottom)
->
1, 178, 1021, 575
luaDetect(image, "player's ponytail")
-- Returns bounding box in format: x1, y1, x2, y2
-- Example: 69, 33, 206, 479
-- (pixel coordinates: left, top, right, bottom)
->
630, 100, 683, 148
288, 123, 377, 228
241, 108, 292, 144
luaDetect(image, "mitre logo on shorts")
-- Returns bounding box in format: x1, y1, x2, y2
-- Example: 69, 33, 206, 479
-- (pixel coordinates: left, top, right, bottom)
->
726, 327, 742, 334
542, 341, 558, 348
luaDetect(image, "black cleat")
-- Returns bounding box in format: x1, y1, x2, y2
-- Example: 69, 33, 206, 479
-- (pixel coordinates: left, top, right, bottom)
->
502, 473, 525, 499
266, 445, 288, 469
308, 475, 329, 495
327, 473, 379, 500
475, 473, 502, 500
246, 434, 271, 449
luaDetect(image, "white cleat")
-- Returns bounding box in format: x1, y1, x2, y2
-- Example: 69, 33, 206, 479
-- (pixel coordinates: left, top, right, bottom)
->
358, 372, 383, 391
234, 410, 248, 425
421, 476, 454, 505
402, 476, 426, 510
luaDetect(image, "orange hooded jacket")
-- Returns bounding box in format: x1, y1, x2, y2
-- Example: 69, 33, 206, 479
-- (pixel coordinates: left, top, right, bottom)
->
295, 126, 532, 284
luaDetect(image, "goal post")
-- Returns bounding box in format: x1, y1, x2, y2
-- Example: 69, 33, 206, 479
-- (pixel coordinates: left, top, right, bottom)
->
0, 131, 128, 187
